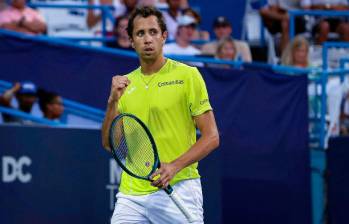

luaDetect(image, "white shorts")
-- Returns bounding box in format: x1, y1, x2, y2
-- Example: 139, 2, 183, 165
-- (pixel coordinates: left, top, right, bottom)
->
111, 178, 204, 224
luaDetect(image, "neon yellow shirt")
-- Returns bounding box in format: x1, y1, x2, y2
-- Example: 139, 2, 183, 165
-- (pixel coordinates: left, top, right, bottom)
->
117, 59, 212, 195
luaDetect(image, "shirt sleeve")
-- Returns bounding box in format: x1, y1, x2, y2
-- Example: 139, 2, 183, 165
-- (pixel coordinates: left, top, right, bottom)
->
0, 11, 12, 26
187, 67, 212, 117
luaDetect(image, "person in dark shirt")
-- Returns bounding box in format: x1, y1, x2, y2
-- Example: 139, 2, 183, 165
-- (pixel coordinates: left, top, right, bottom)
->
0, 81, 37, 123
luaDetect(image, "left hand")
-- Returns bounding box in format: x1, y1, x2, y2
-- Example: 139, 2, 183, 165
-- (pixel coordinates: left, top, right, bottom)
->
150, 162, 180, 189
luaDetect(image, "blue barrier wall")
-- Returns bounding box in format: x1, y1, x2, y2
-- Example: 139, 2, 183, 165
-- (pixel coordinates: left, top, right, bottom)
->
327, 137, 349, 224
0, 33, 311, 223
0, 125, 221, 223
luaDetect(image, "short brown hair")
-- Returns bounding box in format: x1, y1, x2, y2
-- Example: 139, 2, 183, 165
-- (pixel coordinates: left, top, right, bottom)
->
127, 6, 167, 38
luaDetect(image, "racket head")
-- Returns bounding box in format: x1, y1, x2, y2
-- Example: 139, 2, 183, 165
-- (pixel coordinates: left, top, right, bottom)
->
109, 113, 159, 180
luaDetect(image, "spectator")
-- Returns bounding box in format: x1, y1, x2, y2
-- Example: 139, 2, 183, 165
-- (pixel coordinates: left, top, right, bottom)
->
0, 81, 37, 123
303, 0, 349, 44
106, 15, 133, 50
216, 37, 237, 60
182, 8, 210, 41
201, 16, 252, 62
207, 37, 238, 69
0, 0, 46, 35
281, 35, 309, 68
337, 22, 349, 42
259, 0, 305, 52
163, 15, 201, 56
86, 0, 137, 36
162, 0, 183, 40
38, 89, 64, 121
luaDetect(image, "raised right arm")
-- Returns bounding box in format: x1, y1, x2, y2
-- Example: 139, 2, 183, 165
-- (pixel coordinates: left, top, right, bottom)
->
101, 75, 130, 151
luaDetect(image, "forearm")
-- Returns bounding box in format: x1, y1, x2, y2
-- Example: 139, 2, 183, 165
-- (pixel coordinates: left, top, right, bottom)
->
171, 131, 219, 172
23, 21, 46, 34
260, 6, 287, 21
1, 23, 32, 33
311, 4, 349, 10
101, 100, 119, 151
87, 11, 102, 28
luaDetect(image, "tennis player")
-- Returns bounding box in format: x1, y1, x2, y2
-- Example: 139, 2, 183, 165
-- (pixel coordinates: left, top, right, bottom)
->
101, 6, 219, 223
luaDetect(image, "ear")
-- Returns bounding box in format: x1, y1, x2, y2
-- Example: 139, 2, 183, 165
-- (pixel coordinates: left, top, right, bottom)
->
129, 37, 135, 49
162, 31, 168, 45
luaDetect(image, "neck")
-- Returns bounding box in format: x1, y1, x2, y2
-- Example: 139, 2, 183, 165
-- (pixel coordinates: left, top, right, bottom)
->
140, 55, 166, 75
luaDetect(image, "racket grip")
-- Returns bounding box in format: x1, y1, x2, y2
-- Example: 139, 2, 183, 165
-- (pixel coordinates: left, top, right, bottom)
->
169, 190, 195, 223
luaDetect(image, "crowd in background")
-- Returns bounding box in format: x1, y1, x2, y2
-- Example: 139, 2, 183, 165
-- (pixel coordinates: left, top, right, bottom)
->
0, 0, 349, 134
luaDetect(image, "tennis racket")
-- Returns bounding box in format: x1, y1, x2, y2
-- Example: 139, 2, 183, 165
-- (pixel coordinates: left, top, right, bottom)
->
109, 113, 195, 223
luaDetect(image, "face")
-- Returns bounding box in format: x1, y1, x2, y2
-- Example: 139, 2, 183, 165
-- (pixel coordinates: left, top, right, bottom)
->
47, 96, 64, 119
130, 15, 167, 62
117, 18, 129, 39
17, 94, 36, 112
177, 25, 195, 42
214, 25, 232, 39
293, 43, 308, 66
218, 41, 236, 60
11, 0, 26, 9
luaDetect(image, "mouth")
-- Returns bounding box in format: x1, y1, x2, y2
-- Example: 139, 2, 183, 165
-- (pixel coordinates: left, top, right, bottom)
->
144, 47, 154, 53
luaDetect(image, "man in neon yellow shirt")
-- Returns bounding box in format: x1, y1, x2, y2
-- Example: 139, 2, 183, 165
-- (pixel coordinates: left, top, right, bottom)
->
101, 6, 219, 223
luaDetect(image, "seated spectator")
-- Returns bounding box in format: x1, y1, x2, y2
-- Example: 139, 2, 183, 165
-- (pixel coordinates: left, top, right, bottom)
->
201, 16, 252, 62
106, 15, 133, 50
0, 0, 46, 35
37, 89, 64, 121
216, 37, 237, 59
162, 0, 183, 41
281, 35, 309, 68
0, 81, 37, 123
182, 8, 210, 41
207, 37, 238, 69
86, 0, 137, 36
304, 1, 349, 44
259, 0, 305, 52
337, 22, 349, 42
163, 15, 201, 55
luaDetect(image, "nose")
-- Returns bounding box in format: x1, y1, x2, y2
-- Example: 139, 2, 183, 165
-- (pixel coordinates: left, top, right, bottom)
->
144, 33, 152, 44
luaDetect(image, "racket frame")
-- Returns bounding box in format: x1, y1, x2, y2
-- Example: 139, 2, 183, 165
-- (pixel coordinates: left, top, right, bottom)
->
109, 113, 160, 180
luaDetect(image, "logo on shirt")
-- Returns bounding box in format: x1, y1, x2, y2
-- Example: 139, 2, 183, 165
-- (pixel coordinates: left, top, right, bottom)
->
127, 86, 136, 94
200, 99, 209, 105
158, 80, 184, 87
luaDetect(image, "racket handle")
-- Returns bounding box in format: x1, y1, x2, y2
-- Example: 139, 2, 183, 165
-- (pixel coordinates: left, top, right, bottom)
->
168, 189, 195, 223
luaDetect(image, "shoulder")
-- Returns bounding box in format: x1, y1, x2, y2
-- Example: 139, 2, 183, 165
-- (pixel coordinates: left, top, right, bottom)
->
124, 67, 140, 80
234, 40, 250, 50
167, 59, 200, 78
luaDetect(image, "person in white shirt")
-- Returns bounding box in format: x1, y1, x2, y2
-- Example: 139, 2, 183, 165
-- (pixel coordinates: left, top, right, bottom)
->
259, 0, 305, 51
162, 0, 182, 41
201, 16, 252, 62
86, 0, 138, 36
163, 15, 201, 56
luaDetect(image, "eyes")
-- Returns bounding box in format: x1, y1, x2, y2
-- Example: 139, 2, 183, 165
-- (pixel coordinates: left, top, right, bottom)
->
135, 28, 159, 37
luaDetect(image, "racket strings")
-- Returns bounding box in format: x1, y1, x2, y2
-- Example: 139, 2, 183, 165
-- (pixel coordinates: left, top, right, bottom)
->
111, 116, 155, 178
